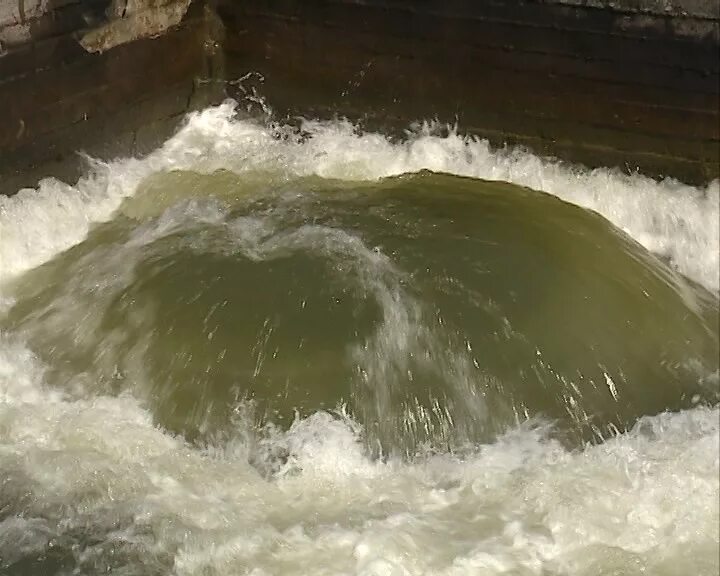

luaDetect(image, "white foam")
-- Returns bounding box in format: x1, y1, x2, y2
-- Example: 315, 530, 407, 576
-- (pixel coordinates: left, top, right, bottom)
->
1, 100, 718, 292
0, 338, 717, 574
1, 101, 717, 574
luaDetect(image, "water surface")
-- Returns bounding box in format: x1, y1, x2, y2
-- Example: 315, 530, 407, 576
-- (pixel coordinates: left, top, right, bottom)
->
0, 102, 717, 575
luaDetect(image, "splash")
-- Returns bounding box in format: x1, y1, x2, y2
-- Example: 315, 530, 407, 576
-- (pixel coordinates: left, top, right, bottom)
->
1, 100, 717, 292
0, 100, 718, 575
0, 341, 717, 574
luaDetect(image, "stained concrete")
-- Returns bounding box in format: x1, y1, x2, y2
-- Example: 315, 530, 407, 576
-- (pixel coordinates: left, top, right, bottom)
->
217, 0, 719, 183
80, 0, 192, 53
0, 0, 224, 195
548, 0, 719, 19
0, 0, 718, 193
0, 0, 194, 49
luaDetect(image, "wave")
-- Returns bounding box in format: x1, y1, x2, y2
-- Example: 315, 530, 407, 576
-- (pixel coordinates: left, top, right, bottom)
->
1, 100, 717, 292
0, 337, 717, 574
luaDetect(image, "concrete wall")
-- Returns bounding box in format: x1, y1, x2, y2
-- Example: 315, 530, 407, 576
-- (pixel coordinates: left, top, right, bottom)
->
0, 0, 718, 193
217, 0, 719, 184
0, 0, 223, 194
542, 0, 718, 19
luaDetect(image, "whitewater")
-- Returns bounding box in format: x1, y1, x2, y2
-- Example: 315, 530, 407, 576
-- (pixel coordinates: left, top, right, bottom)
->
0, 100, 717, 575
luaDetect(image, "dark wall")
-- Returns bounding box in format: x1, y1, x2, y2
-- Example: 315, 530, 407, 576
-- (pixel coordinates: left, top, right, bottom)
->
217, 0, 719, 184
0, 0, 223, 195
0, 0, 717, 193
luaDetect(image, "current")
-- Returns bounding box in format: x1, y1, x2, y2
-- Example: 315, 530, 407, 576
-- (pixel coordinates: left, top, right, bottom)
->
0, 100, 718, 575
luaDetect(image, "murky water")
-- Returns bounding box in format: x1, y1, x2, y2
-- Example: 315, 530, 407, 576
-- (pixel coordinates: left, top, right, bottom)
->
1, 101, 718, 575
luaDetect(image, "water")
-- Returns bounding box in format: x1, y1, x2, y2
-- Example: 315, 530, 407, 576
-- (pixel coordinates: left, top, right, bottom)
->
0, 101, 718, 575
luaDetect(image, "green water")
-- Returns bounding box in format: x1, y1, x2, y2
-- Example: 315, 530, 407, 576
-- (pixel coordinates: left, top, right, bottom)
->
4, 169, 717, 457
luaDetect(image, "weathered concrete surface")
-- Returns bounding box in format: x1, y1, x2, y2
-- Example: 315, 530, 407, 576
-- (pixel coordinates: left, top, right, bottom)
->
0, 0, 718, 192
1, 1, 105, 48
217, 0, 719, 183
80, 0, 192, 53
546, 0, 719, 19
0, 0, 195, 49
0, 0, 224, 195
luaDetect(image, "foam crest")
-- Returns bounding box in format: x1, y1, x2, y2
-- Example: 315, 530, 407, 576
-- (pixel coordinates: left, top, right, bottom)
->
0, 335, 717, 574
1, 160, 140, 285
1, 100, 717, 292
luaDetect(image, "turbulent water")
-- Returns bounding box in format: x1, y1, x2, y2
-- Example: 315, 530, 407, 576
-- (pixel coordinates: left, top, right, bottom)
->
0, 101, 718, 575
